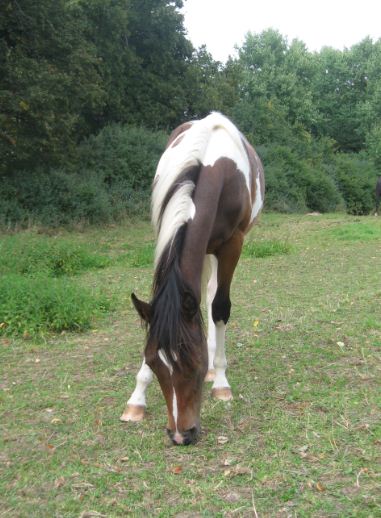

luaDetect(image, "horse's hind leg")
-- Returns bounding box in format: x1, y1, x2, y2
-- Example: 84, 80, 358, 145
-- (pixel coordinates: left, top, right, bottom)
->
211, 231, 244, 401
120, 359, 153, 422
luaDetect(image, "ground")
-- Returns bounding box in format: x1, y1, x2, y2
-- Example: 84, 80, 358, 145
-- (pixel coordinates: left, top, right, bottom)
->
1, 213, 380, 517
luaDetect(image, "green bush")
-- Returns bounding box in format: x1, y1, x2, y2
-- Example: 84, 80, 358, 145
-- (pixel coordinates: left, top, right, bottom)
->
0, 124, 166, 228
334, 154, 377, 215
78, 124, 167, 190
260, 144, 342, 213
0, 274, 111, 337
0, 234, 109, 277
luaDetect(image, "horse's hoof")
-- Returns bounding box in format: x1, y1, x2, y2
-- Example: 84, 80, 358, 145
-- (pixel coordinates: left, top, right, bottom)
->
120, 404, 145, 422
205, 369, 216, 382
212, 387, 233, 401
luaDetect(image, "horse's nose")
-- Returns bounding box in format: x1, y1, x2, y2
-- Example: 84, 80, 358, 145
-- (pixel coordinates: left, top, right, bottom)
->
167, 427, 199, 446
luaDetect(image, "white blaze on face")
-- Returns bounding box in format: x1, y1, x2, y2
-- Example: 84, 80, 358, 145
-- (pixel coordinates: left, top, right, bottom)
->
158, 349, 179, 432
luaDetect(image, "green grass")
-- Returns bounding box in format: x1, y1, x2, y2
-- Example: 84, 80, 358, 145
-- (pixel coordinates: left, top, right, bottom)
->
0, 213, 380, 516
242, 238, 293, 258
326, 220, 381, 241
0, 274, 112, 337
0, 233, 109, 276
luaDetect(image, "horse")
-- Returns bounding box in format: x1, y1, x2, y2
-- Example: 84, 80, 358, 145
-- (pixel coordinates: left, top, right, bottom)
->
375, 176, 381, 215
120, 112, 265, 445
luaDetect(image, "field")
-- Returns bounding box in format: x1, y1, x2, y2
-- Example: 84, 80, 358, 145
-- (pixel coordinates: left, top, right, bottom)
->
1, 213, 380, 517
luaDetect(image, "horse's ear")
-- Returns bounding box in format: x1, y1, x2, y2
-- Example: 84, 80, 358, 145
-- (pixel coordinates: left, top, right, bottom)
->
131, 293, 152, 324
182, 291, 198, 320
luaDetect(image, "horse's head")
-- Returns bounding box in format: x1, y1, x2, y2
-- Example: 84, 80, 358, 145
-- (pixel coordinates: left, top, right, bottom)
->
132, 292, 208, 445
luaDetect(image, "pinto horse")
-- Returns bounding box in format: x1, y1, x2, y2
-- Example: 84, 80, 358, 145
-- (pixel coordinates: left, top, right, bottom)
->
120, 112, 265, 445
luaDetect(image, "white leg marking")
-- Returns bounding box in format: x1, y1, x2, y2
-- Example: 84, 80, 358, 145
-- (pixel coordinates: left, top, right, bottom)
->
126, 360, 153, 407
206, 255, 218, 374
212, 321, 230, 390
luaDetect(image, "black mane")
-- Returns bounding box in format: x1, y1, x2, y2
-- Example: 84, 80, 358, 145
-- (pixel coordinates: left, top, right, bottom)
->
148, 224, 203, 369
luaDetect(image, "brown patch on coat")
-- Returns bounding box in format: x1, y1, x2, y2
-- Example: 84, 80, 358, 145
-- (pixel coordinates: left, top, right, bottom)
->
166, 122, 193, 149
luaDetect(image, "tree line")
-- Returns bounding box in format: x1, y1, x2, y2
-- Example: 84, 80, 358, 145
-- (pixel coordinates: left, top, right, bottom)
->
1, 0, 380, 226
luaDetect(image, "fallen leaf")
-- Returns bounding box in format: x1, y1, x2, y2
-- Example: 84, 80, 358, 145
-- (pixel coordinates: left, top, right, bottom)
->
170, 465, 183, 474
51, 418, 62, 424
119, 456, 129, 463
316, 482, 325, 492
54, 477, 65, 489
217, 435, 229, 445
298, 445, 309, 457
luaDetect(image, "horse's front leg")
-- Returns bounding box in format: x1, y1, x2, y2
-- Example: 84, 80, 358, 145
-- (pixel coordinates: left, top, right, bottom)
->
211, 231, 244, 401
205, 255, 218, 382
120, 359, 153, 422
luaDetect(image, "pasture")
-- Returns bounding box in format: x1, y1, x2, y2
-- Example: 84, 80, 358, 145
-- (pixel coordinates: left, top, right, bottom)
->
1, 213, 380, 517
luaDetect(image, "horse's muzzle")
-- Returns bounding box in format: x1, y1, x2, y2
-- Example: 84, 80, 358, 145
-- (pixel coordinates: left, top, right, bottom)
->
167, 426, 199, 446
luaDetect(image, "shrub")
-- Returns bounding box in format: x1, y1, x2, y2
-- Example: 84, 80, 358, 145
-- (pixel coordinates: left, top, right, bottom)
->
0, 124, 167, 228
0, 274, 111, 337
260, 144, 342, 213
78, 124, 167, 190
334, 154, 377, 215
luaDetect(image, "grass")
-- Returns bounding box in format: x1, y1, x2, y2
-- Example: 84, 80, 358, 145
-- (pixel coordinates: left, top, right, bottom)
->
0, 213, 380, 517
0, 233, 110, 276
0, 233, 112, 337
242, 239, 293, 258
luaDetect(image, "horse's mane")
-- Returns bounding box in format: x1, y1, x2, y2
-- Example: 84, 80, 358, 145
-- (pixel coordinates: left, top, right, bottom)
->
148, 223, 203, 368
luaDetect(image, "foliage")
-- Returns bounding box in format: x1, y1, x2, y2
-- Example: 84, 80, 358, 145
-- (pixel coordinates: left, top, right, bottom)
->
78, 124, 167, 190
258, 142, 343, 213
1, 5, 381, 222
0, 0, 192, 176
333, 153, 377, 215
0, 124, 165, 227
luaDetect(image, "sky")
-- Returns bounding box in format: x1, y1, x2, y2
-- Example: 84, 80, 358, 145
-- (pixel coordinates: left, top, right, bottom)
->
182, 0, 381, 62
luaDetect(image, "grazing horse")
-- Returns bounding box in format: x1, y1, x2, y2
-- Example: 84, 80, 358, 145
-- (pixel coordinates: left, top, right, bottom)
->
120, 112, 265, 445
376, 177, 381, 215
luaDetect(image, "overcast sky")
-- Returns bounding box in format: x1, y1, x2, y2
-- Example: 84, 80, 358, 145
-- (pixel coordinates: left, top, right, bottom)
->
182, 0, 381, 62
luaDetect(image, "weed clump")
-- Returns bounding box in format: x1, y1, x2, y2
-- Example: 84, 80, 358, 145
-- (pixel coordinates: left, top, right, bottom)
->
0, 274, 111, 337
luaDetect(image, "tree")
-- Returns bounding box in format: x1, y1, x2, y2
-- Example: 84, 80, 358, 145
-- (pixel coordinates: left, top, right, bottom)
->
0, 0, 105, 175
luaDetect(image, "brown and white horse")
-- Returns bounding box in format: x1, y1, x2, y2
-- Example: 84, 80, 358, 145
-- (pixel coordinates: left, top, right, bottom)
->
120, 112, 264, 445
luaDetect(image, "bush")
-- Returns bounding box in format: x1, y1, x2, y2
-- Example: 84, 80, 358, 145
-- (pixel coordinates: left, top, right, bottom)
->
78, 124, 167, 190
260, 144, 342, 213
334, 154, 377, 215
0, 274, 111, 337
0, 124, 167, 228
